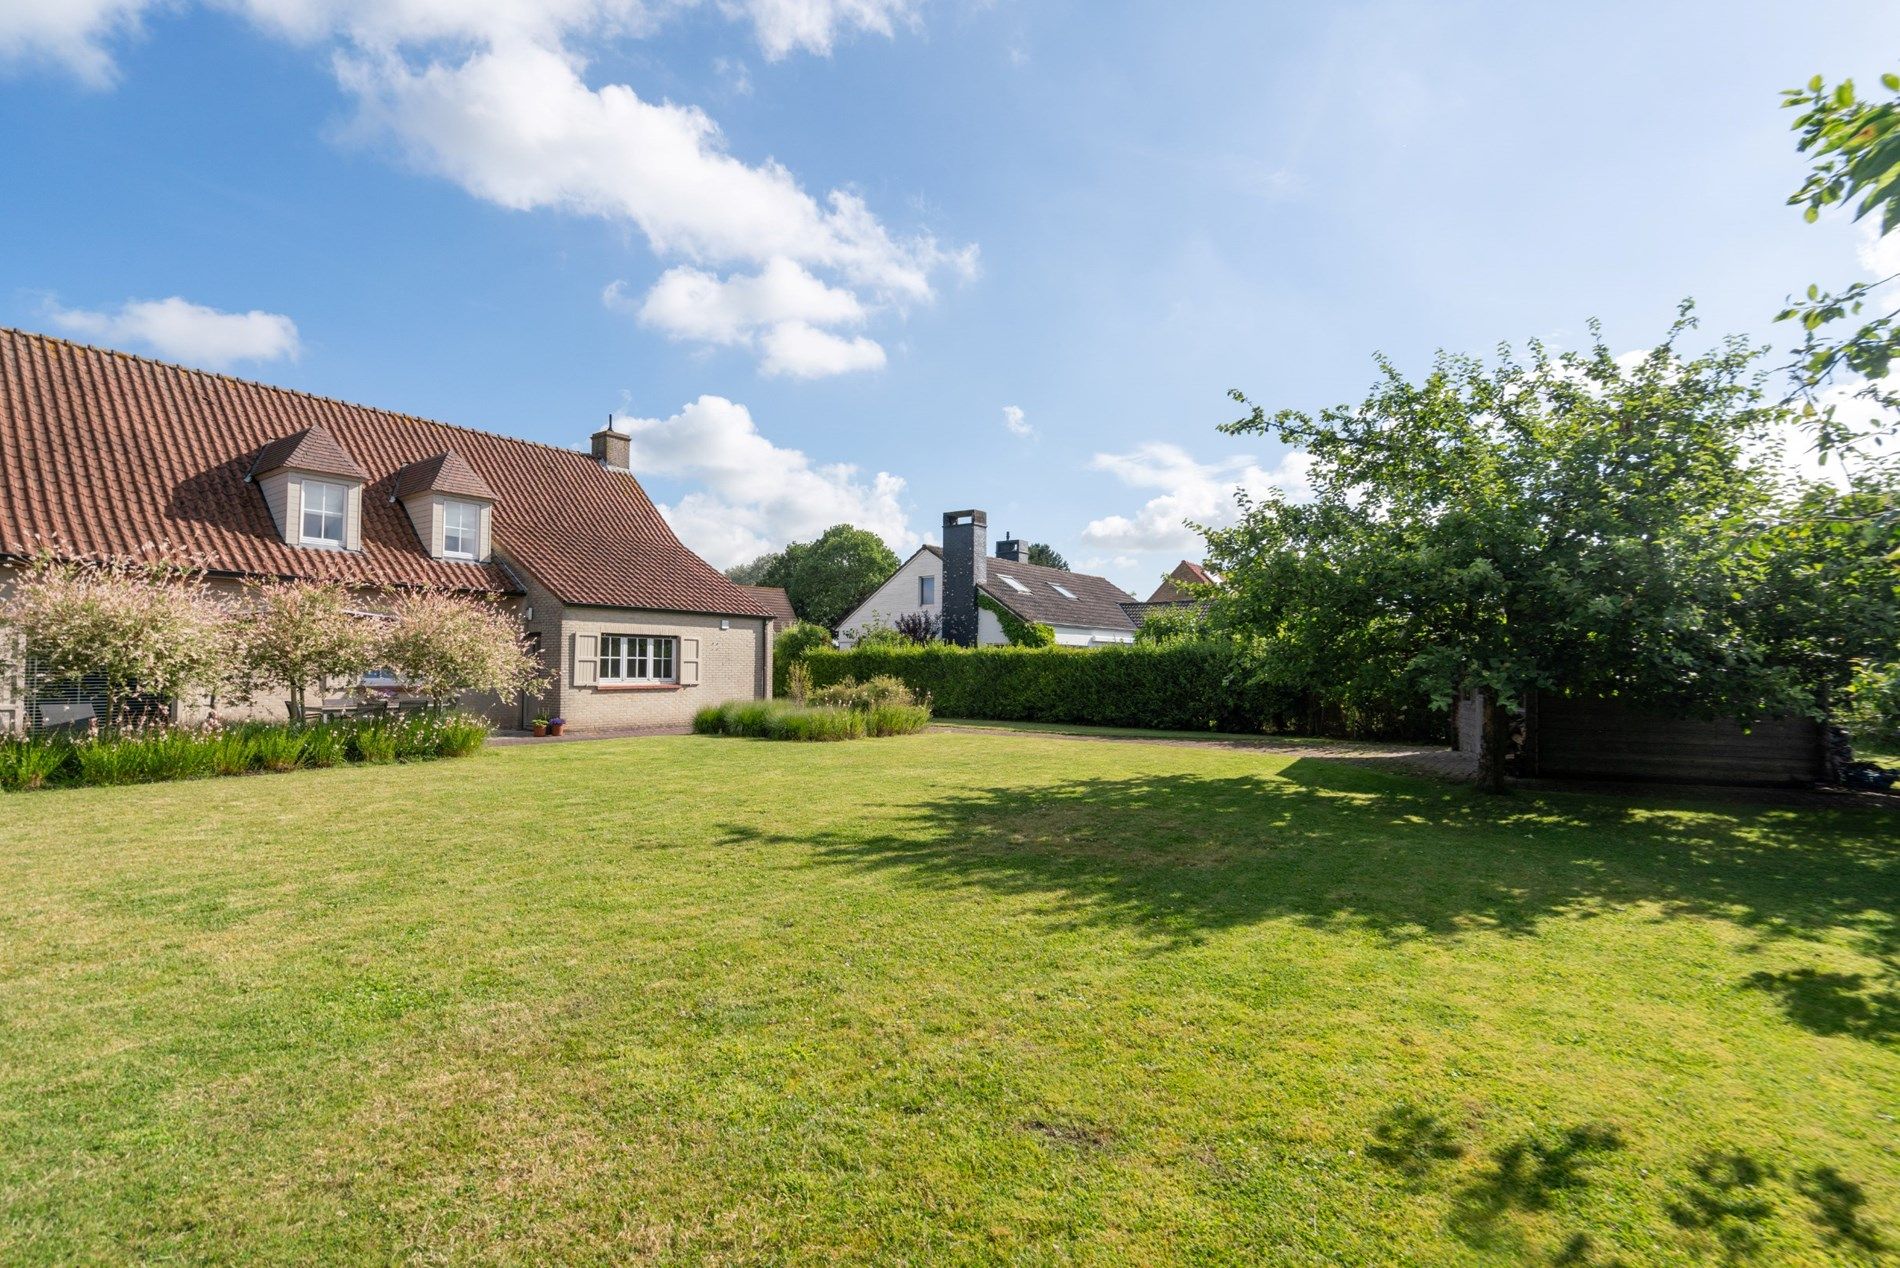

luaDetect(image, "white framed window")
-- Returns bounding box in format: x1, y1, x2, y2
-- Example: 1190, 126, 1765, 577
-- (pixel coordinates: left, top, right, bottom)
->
919, 575, 937, 605
598, 634, 677, 683
1050, 583, 1078, 599
301, 480, 347, 547
442, 500, 479, 559
999, 574, 1030, 593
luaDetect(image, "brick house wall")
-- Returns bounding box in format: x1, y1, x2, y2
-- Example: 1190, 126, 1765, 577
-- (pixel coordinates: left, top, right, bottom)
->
552, 605, 769, 729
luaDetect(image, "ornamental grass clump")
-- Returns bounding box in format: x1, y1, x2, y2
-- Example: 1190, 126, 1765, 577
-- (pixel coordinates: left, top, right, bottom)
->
693, 690, 926, 742
249, 726, 307, 773
0, 735, 70, 791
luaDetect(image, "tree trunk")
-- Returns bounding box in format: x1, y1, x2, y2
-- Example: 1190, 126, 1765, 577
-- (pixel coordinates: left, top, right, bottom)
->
1477, 690, 1511, 794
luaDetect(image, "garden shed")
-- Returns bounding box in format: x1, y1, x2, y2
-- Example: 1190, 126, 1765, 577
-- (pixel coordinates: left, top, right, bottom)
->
1455, 691, 1826, 788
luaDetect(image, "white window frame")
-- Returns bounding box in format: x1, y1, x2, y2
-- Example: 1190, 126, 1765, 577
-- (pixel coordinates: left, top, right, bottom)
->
597, 633, 678, 684
999, 574, 1030, 593
441, 499, 480, 560
919, 574, 937, 605
1050, 582, 1078, 600
301, 479, 347, 548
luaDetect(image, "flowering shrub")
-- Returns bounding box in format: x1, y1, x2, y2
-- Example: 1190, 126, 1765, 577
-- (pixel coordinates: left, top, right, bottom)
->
378, 590, 546, 707
238, 579, 379, 723
1, 552, 239, 728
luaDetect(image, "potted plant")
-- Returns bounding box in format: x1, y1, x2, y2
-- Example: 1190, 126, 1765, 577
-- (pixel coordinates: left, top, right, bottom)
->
548, 717, 566, 737
531, 715, 549, 738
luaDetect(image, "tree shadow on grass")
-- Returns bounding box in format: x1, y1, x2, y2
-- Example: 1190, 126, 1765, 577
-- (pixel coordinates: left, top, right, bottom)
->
1367, 1103, 1464, 1180
1449, 1123, 1624, 1250
728, 757, 1897, 963
1741, 969, 1899, 1046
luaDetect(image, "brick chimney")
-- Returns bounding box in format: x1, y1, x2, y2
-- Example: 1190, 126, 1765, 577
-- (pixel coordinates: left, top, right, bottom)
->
941, 509, 987, 646
591, 418, 631, 471
995, 536, 1029, 563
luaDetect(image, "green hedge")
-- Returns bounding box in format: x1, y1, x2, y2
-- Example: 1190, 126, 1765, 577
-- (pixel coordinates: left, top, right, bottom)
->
801, 642, 1288, 733
801, 642, 1449, 739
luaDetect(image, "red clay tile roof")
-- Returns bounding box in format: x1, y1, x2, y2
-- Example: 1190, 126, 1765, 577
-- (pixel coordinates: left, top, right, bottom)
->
1147, 560, 1214, 603
393, 450, 496, 503
740, 584, 797, 626
0, 329, 771, 617
249, 423, 368, 482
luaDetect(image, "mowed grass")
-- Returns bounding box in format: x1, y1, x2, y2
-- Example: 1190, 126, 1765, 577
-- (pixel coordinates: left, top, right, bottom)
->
1, 733, 1895, 1265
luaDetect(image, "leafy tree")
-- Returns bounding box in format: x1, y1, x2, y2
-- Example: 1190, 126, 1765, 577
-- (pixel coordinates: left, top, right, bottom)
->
724, 554, 779, 586
782, 525, 899, 630
378, 590, 547, 707
240, 579, 379, 723
1778, 69, 1900, 468
1203, 310, 1888, 792
1026, 543, 1070, 570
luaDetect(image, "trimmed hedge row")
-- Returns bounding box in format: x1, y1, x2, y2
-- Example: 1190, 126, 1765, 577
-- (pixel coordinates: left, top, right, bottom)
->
801, 642, 1448, 740
802, 642, 1285, 733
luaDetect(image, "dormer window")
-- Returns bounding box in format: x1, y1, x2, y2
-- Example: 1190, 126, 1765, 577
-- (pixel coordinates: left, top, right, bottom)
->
393, 450, 496, 563
301, 480, 348, 548
442, 500, 479, 560
248, 424, 368, 553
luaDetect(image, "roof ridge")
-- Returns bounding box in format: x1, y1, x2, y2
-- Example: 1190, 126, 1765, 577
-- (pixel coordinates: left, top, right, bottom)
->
1, 326, 598, 465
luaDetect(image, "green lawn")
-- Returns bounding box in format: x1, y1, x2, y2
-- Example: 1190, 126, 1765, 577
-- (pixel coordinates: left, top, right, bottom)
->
1, 732, 1895, 1264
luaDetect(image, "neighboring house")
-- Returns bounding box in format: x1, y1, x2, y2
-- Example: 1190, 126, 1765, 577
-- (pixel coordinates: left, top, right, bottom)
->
1147, 560, 1215, 603
1119, 559, 1216, 629
740, 585, 797, 629
839, 509, 1139, 647
0, 328, 775, 733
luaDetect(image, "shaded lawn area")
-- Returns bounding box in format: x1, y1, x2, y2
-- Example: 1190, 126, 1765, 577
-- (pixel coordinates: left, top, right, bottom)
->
1, 732, 1895, 1264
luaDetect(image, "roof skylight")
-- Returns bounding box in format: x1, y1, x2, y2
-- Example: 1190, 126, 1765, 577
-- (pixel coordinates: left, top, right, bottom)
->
1050, 583, 1078, 599
999, 575, 1030, 593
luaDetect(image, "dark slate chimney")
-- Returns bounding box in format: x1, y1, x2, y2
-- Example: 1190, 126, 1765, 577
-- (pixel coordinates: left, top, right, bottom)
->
941, 509, 987, 646
995, 537, 1029, 563
591, 418, 631, 471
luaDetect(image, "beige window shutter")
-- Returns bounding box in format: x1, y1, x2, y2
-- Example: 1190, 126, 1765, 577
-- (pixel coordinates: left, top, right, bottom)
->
680, 636, 700, 686
573, 633, 598, 686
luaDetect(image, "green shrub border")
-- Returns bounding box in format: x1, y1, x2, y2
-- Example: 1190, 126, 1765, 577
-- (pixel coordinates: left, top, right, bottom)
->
692, 699, 931, 742
0, 713, 492, 793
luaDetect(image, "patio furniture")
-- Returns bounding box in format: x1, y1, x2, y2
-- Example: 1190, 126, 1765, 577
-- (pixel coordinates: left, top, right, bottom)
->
36, 701, 97, 735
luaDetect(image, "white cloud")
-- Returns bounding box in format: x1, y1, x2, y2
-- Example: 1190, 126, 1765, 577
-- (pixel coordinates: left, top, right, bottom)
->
48, 296, 302, 369
612, 395, 913, 565
1082, 441, 1313, 551
758, 320, 885, 377
0, 0, 159, 86
616, 255, 886, 376
1001, 404, 1031, 438
12, 1, 970, 369
1857, 220, 1900, 279
726, 0, 921, 60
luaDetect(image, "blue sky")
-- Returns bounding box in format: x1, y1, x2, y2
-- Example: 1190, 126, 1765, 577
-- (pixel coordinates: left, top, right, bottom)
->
3, 1, 1896, 594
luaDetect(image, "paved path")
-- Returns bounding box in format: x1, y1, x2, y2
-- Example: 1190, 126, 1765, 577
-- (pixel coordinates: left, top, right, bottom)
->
490, 724, 690, 746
